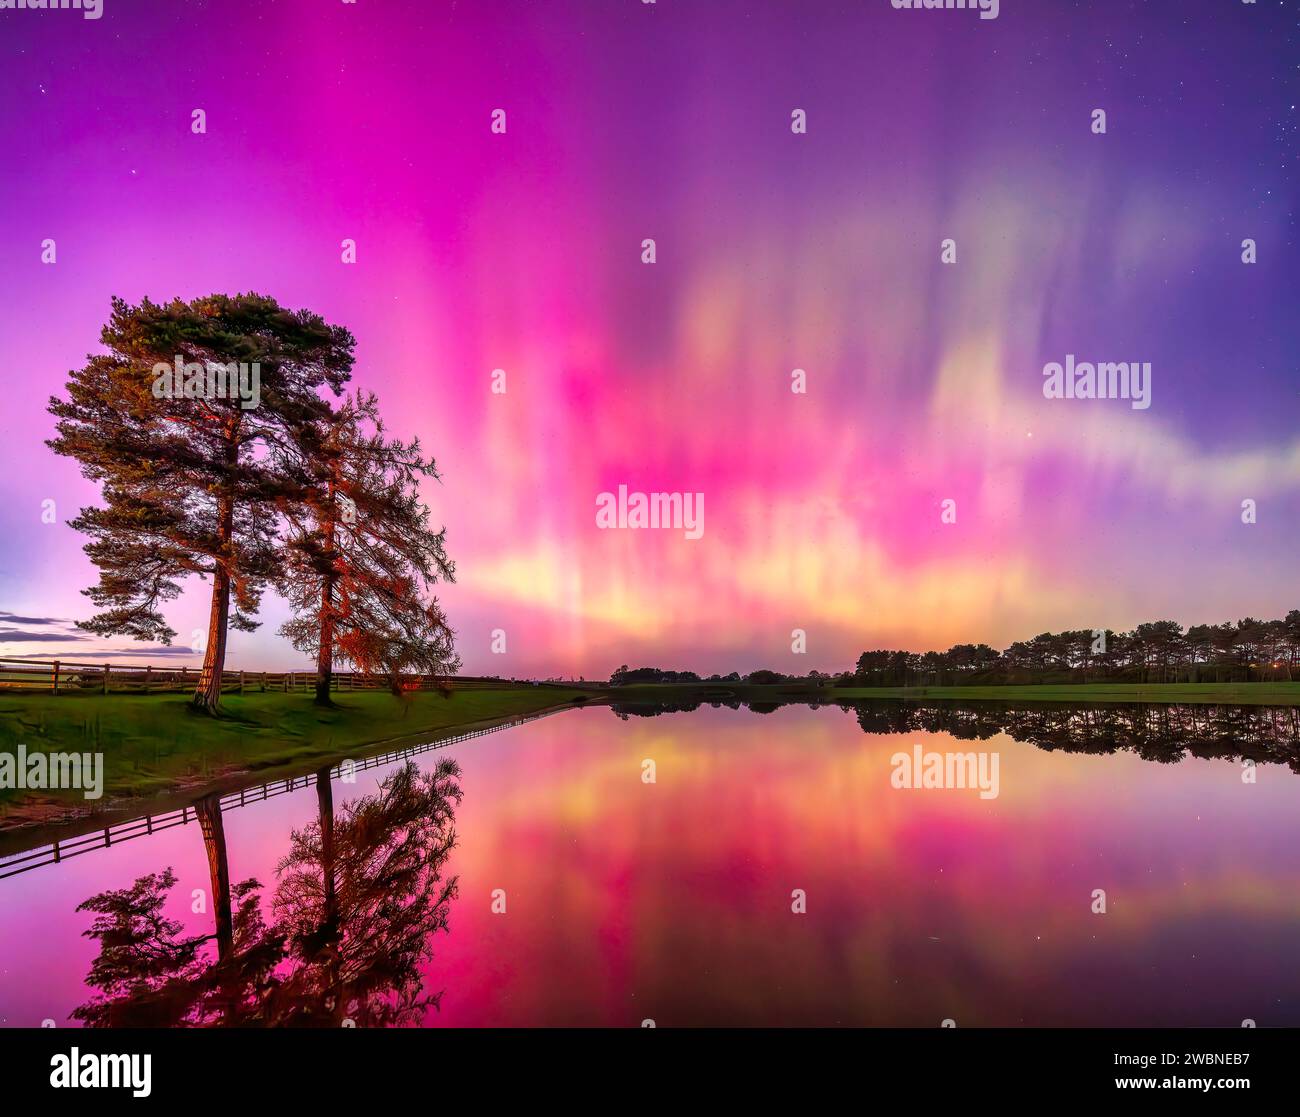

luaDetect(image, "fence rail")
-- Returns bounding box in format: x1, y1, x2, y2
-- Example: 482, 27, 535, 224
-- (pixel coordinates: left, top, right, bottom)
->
0, 709, 560, 882
0, 656, 598, 695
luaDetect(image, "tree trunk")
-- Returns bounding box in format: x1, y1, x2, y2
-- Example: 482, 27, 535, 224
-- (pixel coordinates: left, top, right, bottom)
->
315, 579, 335, 705
314, 478, 339, 706
195, 795, 233, 960
314, 605, 335, 702
194, 441, 237, 714
315, 766, 342, 1022
194, 565, 230, 713
195, 794, 239, 1023
317, 768, 337, 926
314, 565, 336, 706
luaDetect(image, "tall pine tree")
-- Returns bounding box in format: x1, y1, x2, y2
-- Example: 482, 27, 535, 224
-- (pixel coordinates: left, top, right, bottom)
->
277, 391, 458, 703
48, 294, 354, 712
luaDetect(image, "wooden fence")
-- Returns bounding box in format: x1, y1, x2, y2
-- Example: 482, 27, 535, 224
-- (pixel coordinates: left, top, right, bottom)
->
0, 656, 593, 695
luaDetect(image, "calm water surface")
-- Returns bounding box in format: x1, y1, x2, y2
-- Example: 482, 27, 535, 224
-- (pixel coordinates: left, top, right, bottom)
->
2, 700, 1299, 1027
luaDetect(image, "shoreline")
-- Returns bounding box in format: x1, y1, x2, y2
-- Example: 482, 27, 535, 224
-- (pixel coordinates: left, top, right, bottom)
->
3, 679, 1298, 845
0, 696, 593, 853
0, 688, 594, 842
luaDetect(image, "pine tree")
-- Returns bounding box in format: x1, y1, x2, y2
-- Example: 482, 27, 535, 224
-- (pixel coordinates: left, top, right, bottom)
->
48, 294, 353, 713
277, 392, 458, 703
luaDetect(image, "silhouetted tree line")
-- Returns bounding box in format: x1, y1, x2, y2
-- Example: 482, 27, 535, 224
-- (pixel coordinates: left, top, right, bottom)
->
609, 665, 705, 685
609, 665, 836, 687
851, 614, 1300, 686
610, 614, 1300, 689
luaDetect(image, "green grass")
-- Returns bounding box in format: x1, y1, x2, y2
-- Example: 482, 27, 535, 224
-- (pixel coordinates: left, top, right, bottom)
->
0, 686, 586, 810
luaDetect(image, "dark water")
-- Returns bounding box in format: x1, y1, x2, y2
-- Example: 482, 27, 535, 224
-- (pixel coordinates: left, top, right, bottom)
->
2, 699, 1299, 1027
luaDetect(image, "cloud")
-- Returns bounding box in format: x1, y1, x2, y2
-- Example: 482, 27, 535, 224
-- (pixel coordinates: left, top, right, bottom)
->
0, 611, 69, 626
12, 646, 198, 660
0, 628, 89, 643
0, 612, 92, 647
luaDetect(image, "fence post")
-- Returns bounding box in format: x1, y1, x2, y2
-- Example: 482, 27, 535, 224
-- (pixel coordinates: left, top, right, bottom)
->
262, 671, 267, 692
52, 660, 60, 695
145, 665, 152, 693
103, 664, 110, 695
240, 670, 246, 695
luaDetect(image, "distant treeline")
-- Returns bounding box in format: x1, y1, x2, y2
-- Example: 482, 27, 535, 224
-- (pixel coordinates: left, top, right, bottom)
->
609, 612, 1300, 688
608, 666, 837, 686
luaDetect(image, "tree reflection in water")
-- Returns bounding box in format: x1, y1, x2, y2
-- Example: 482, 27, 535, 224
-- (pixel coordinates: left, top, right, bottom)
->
610, 697, 1300, 771
71, 758, 461, 1027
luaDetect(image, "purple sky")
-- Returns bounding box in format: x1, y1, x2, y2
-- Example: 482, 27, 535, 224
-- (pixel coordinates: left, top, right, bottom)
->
0, 0, 1297, 676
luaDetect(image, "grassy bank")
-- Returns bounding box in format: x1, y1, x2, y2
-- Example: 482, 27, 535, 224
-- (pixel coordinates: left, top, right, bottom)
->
0, 686, 587, 812
609, 681, 1300, 706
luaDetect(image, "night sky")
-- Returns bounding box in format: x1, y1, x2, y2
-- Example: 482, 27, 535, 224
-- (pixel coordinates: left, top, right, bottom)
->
0, 0, 1296, 676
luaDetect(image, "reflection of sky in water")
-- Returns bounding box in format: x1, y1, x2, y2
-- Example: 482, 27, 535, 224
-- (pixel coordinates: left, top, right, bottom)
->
2, 703, 1299, 1027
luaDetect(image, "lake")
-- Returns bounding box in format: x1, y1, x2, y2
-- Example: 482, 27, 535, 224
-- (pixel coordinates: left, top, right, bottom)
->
2, 699, 1299, 1027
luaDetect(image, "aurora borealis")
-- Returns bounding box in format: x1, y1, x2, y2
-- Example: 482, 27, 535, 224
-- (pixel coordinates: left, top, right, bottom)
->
0, 0, 1296, 677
